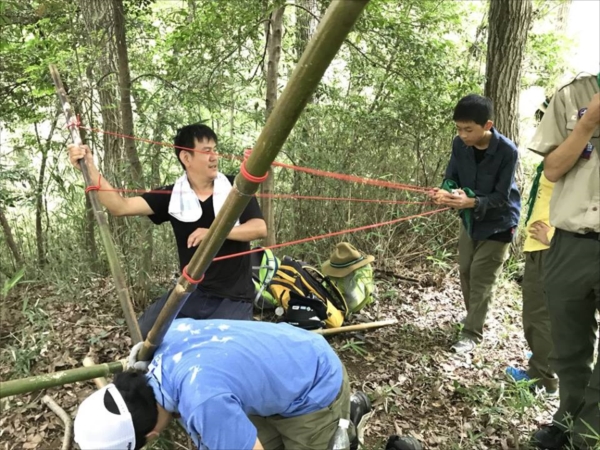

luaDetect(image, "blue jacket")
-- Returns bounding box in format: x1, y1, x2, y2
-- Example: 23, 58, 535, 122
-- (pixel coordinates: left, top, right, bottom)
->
444, 128, 521, 240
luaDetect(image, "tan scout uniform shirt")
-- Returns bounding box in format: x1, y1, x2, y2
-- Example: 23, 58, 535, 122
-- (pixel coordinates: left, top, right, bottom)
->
528, 74, 600, 234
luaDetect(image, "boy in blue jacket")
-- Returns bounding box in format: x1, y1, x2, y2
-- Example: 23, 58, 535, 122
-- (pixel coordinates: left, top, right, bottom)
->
430, 94, 521, 353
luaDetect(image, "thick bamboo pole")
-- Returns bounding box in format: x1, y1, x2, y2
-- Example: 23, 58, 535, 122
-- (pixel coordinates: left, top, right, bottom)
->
0, 360, 126, 399
48, 65, 142, 344
138, 0, 370, 361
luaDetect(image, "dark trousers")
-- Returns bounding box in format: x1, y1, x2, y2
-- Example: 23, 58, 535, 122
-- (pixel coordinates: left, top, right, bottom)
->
522, 250, 558, 391
544, 229, 600, 448
138, 288, 253, 339
458, 225, 510, 342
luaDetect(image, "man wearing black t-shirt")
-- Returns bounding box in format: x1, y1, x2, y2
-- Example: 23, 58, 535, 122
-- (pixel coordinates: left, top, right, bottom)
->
429, 95, 521, 353
68, 124, 267, 338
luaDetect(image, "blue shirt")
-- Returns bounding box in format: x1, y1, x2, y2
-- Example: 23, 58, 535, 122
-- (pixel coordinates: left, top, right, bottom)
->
444, 128, 521, 240
146, 319, 343, 450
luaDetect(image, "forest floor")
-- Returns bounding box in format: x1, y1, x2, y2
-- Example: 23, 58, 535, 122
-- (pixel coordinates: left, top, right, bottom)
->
0, 265, 564, 450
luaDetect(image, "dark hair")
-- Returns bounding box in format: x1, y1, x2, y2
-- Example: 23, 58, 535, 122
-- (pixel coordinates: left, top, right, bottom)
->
452, 94, 494, 126
105, 371, 158, 450
174, 123, 218, 169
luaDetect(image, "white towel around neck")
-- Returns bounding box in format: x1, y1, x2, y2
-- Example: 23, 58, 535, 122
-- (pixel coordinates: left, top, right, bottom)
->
168, 172, 239, 225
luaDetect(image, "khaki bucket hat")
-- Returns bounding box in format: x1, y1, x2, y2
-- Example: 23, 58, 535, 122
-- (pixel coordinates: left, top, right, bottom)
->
321, 242, 375, 278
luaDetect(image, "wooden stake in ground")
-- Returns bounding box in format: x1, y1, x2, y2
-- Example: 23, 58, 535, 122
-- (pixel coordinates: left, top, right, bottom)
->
48, 65, 142, 344
137, 0, 371, 363
42, 395, 73, 450
83, 356, 108, 388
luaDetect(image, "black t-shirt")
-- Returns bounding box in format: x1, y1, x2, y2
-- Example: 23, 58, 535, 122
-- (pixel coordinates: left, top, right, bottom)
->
142, 176, 264, 302
473, 147, 487, 164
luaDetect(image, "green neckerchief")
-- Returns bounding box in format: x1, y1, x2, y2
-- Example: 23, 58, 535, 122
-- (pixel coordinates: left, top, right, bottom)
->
525, 162, 544, 225
441, 179, 476, 234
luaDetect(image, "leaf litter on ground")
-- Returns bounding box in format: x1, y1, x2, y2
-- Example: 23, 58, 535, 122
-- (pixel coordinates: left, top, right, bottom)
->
0, 271, 568, 450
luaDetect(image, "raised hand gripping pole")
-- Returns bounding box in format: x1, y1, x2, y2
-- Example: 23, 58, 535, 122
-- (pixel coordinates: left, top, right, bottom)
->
49, 65, 142, 344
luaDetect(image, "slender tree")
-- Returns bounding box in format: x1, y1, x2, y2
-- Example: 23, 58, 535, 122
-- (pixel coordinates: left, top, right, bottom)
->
261, 6, 285, 247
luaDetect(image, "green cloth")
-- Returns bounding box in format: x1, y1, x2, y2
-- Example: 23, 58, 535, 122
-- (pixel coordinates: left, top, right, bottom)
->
525, 163, 544, 225
441, 179, 476, 234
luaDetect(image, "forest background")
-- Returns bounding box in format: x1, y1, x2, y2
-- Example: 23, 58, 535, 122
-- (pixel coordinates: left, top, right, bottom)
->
1, 0, 599, 449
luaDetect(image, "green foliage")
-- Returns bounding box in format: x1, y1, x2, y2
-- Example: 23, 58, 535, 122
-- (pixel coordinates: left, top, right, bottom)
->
0, 0, 579, 290
1, 267, 25, 297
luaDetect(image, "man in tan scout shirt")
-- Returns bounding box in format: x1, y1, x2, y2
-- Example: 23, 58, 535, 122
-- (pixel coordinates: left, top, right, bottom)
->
527, 73, 600, 450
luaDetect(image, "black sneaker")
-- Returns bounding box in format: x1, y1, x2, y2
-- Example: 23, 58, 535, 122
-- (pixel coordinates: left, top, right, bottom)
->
350, 391, 371, 428
531, 424, 569, 449
385, 435, 423, 450
350, 392, 371, 450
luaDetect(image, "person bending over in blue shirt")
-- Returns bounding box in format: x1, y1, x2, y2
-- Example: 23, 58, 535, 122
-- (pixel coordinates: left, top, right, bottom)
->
73, 319, 366, 450
429, 94, 521, 354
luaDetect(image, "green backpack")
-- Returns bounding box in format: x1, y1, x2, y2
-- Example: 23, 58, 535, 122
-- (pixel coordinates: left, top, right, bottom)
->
251, 247, 280, 310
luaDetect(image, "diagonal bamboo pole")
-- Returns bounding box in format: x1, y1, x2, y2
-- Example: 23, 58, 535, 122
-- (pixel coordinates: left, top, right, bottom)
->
0, 319, 396, 398
0, 360, 126, 399
49, 65, 142, 344
138, 0, 371, 361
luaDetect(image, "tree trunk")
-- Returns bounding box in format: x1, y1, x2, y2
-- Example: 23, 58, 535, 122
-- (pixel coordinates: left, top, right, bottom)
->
113, 0, 151, 303
33, 118, 57, 268
295, 0, 318, 63
485, 0, 533, 259
79, 0, 124, 248
260, 6, 285, 247
0, 204, 23, 269
557, 0, 572, 32
484, 0, 533, 147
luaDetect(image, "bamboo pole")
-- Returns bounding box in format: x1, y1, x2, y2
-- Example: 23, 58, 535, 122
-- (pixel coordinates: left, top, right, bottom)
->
138, 0, 370, 362
0, 360, 126, 399
314, 319, 398, 336
48, 65, 142, 344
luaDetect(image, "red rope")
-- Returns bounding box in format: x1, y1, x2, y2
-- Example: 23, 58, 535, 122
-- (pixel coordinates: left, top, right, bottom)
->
182, 265, 204, 284
239, 147, 269, 183
212, 207, 449, 262
85, 174, 102, 194
74, 184, 433, 205
76, 125, 430, 193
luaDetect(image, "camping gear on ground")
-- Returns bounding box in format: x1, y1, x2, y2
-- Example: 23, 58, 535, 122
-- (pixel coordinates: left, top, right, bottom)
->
250, 247, 280, 310
321, 243, 375, 313
269, 256, 348, 328
284, 291, 328, 330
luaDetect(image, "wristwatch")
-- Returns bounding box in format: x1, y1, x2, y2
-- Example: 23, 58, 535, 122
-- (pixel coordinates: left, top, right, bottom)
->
473, 196, 480, 209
